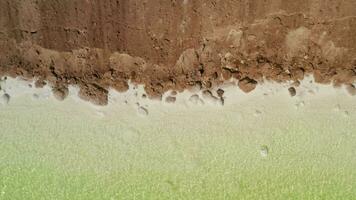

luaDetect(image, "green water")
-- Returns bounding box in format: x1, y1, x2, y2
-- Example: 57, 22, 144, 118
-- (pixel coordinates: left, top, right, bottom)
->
0, 92, 356, 199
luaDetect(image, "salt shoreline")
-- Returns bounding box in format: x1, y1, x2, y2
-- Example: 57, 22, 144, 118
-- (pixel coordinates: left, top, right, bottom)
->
0, 76, 354, 119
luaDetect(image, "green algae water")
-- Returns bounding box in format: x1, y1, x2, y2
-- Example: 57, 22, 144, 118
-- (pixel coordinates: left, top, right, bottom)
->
0, 78, 356, 199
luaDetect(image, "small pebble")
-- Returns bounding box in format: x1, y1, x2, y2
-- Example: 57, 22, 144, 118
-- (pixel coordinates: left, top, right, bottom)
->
52, 87, 69, 101
34, 80, 46, 88
216, 89, 225, 97
238, 77, 257, 93
288, 87, 296, 97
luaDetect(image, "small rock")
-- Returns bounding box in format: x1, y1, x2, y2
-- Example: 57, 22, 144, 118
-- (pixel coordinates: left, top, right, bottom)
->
222, 70, 232, 80
52, 87, 69, 101
34, 80, 47, 88
165, 96, 176, 104
138, 106, 149, 116
216, 89, 225, 97
288, 87, 296, 97
290, 68, 304, 80
238, 77, 257, 93
0, 93, 10, 105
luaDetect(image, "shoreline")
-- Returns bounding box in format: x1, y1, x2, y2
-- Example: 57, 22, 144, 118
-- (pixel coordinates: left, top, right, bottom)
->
1, 76, 354, 118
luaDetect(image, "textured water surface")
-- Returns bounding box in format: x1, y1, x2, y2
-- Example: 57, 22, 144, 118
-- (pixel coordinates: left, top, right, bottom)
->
0, 79, 356, 199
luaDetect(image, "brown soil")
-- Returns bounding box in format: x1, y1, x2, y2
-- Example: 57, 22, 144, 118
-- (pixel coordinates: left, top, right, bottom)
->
1, 0, 356, 105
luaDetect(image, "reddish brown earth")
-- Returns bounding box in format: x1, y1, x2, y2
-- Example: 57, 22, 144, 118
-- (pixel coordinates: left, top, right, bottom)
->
1, 0, 356, 105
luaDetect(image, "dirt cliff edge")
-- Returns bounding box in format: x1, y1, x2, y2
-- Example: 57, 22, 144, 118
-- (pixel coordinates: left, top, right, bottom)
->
1, 0, 356, 105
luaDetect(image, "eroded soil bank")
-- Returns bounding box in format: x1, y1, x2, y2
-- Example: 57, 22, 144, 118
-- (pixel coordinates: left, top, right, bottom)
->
1, 0, 356, 105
